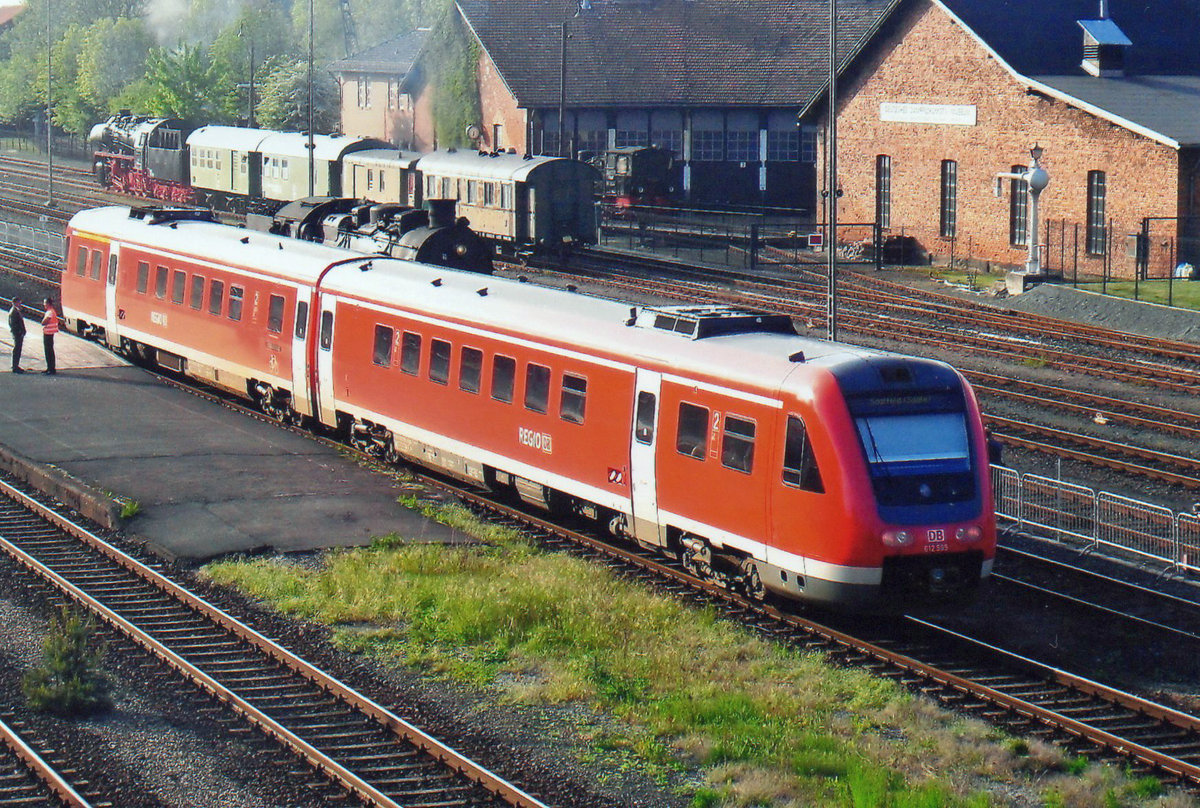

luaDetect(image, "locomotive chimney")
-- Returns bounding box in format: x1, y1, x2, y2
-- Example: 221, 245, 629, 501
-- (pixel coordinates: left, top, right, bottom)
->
426, 198, 457, 229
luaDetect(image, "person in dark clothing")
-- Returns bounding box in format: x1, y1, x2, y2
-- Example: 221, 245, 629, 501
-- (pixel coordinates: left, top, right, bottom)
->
8, 297, 25, 373
41, 297, 57, 375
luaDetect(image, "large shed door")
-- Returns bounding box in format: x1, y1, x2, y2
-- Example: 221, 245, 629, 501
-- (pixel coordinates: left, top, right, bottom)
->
629, 369, 663, 546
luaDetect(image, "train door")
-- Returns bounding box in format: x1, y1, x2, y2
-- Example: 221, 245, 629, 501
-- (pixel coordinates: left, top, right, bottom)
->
629, 369, 663, 546
314, 299, 337, 425
104, 244, 120, 344
290, 293, 312, 417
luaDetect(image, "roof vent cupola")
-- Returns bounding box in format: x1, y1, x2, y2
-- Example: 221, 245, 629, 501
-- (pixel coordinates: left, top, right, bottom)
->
1077, 2, 1132, 77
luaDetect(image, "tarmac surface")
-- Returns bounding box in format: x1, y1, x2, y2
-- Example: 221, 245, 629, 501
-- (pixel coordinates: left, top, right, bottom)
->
0, 313, 469, 561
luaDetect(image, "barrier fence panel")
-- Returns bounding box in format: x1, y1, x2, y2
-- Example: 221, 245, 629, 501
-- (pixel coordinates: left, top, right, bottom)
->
0, 221, 62, 260
1178, 513, 1200, 574
1018, 474, 1097, 547
1096, 492, 1177, 565
991, 466, 1021, 524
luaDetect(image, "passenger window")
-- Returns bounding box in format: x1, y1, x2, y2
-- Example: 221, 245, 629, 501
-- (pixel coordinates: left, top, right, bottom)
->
189, 275, 205, 310
171, 270, 186, 304
430, 339, 451, 384
267, 294, 285, 334
676, 402, 709, 459
319, 311, 334, 350
524, 364, 550, 413
209, 280, 224, 315
373, 325, 394, 366
136, 262, 150, 294
294, 300, 308, 339
90, 251, 103, 281
155, 266, 168, 299
400, 331, 421, 375
75, 246, 87, 276
560, 374, 587, 424
721, 416, 756, 473
783, 415, 824, 493
491, 355, 516, 402
107, 254, 118, 284
228, 286, 244, 321
459, 347, 483, 393
634, 391, 657, 444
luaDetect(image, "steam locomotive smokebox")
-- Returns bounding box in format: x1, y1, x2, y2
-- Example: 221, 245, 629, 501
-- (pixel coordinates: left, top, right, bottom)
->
426, 199, 456, 230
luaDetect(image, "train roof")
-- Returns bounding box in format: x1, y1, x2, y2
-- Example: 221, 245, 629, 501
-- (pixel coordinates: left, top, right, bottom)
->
67, 206, 352, 287
187, 125, 274, 152
342, 148, 423, 168
257, 132, 386, 161
415, 150, 593, 182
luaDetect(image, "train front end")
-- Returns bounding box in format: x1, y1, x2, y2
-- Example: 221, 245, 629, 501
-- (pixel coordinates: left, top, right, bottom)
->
794, 355, 996, 610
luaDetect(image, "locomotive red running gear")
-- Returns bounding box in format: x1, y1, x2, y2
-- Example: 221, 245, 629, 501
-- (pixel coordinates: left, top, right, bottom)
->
62, 205, 996, 609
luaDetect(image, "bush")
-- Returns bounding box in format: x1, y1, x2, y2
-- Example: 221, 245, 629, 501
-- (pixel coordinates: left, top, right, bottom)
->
23, 608, 109, 716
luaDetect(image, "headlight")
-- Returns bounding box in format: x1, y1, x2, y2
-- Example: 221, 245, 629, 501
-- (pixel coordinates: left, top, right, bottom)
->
881, 530, 913, 547
956, 526, 983, 543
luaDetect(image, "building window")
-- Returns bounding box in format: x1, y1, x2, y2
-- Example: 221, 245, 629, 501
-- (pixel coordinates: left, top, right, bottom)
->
726, 131, 758, 162
356, 77, 371, 109
615, 130, 648, 148
767, 130, 799, 162
1087, 170, 1107, 255
388, 78, 399, 110
691, 130, 723, 162
800, 129, 818, 164
939, 160, 958, 239
576, 130, 606, 157
1009, 166, 1028, 248
875, 155, 892, 230
651, 129, 682, 156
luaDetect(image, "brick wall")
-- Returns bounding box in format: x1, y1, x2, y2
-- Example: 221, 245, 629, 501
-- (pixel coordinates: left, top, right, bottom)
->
825, 0, 1181, 278
477, 49, 527, 153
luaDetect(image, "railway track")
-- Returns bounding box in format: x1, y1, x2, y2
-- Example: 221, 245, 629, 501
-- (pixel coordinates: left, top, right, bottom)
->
0, 476, 552, 808
0, 714, 96, 807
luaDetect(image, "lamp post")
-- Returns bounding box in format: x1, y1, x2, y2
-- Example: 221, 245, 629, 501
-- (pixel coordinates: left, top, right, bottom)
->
307, 0, 315, 197
826, 0, 837, 341
45, 0, 54, 208
996, 144, 1050, 275
557, 20, 568, 157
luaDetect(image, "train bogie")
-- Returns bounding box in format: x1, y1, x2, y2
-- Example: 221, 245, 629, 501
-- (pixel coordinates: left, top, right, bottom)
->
62, 205, 995, 611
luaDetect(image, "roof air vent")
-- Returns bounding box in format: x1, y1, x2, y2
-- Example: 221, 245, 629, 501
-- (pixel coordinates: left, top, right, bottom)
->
1077, 15, 1131, 77
631, 305, 797, 339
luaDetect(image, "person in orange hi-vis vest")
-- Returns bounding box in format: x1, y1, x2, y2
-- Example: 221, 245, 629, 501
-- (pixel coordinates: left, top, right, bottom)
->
41, 297, 57, 375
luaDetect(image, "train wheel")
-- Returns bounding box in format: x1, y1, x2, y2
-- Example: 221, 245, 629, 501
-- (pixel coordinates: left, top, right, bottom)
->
740, 559, 765, 601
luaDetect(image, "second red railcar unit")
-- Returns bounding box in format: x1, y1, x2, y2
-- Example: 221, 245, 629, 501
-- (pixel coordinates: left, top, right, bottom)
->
62, 205, 996, 609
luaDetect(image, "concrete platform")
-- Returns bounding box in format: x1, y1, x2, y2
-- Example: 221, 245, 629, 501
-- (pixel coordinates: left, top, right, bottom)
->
0, 316, 470, 561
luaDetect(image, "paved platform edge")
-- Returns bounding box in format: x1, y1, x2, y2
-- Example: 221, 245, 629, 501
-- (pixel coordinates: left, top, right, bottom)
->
0, 439, 123, 531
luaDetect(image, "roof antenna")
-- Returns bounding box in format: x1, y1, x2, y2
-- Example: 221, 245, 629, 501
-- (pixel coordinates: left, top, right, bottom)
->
1099, 0, 1108, 17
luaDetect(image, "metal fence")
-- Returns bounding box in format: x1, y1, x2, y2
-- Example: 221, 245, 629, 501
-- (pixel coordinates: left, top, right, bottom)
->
992, 464, 1200, 576
0, 221, 63, 260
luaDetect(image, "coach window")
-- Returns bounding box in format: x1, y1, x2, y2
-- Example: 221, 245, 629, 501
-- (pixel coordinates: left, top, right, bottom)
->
560, 374, 587, 424
154, 266, 169, 299
400, 331, 421, 375
90, 251, 103, 281
189, 275, 205, 310
634, 392, 656, 444
107, 254, 118, 284
676, 402, 709, 459
170, 270, 186, 304
459, 347, 483, 393
782, 415, 824, 493
524, 363, 550, 414
430, 338, 451, 384
372, 325, 394, 366
208, 280, 224, 315
319, 311, 333, 350
501, 184, 513, 209
466, 181, 477, 204
136, 262, 150, 294
721, 416, 756, 473
483, 182, 495, 206
294, 301, 309, 339
74, 246, 87, 276
491, 355, 516, 402
267, 294, 286, 334
228, 286, 244, 321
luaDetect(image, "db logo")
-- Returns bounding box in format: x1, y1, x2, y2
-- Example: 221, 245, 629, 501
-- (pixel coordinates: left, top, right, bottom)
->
927, 529, 946, 543
608, 468, 626, 485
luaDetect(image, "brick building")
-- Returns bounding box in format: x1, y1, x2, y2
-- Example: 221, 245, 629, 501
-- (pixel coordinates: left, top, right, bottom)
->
331, 30, 429, 148
823, 0, 1200, 278
409, 0, 896, 209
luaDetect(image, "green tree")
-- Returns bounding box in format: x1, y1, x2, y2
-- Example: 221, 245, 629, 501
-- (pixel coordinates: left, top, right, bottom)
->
138, 42, 227, 121
211, 2, 297, 122
23, 608, 110, 717
255, 57, 339, 132
77, 17, 157, 112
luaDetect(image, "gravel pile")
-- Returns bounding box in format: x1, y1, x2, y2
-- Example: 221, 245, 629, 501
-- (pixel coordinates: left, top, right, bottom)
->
1000, 281, 1200, 345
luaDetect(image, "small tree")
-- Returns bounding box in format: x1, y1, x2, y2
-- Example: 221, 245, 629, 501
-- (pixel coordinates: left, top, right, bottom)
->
23, 608, 109, 717
255, 57, 339, 132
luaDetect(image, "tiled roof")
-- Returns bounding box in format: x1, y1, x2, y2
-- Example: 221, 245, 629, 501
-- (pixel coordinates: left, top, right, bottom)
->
456, 0, 901, 108
939, 0, 1200, 77
0, 4, 24, 27
330, 29, 429, 76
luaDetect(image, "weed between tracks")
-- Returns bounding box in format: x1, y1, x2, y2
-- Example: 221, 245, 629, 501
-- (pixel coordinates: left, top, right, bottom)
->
205, 503, 1190, 808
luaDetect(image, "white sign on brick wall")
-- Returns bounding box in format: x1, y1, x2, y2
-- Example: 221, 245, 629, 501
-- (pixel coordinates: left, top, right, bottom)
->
879, 102, 977, 126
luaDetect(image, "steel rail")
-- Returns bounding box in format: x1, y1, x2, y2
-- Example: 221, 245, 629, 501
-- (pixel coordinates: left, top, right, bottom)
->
0, 478, 552, 808
0, 716, 94, 807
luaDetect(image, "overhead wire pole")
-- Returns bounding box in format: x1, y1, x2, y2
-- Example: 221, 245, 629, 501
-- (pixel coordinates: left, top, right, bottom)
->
826, 0, 837, 341
45, 0, 54, 208
308, 0, 315, 197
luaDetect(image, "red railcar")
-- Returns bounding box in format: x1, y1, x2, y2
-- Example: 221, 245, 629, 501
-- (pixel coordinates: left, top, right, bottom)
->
63, 205, 996, 609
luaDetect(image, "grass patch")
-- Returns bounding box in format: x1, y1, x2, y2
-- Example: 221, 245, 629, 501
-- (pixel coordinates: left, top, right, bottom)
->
203, 502, 1178, 806
1076, 279, 1200, 311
